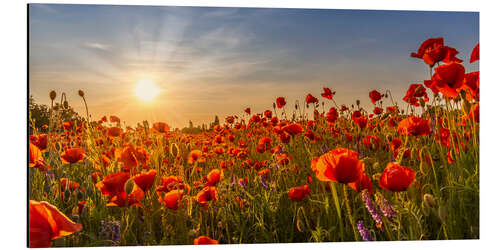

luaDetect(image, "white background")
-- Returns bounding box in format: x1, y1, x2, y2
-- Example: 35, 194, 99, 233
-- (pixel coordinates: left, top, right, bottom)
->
1, 0, 497, 249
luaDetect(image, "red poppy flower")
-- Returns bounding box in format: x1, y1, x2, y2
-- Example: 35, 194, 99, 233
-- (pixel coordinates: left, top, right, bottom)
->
205, 169, 223, 186
411, 37, 443, 59
264, 110, 273, 119
77, 200, 87, 215
461, 71, 479, 101
244, 108, 251, 114
397, 116, 431, 136
282, 123, 303, 135
276, 97, 286, 108
304, 129, 319, 142
348, 173, 373, 194
116, 145, 138, 171
258, 137, 272, 150
62, 121, 73, 130
110, 115, 120, 123
159, 190, 184, 210
428, 62, 466, 99
379, 162, 416, 192
369, 90, 382, 104
60, 147, 85, 164
326, 107, 338, 123
29, 200, 82, 248
31, 134, 48, 151
288, 184, 312, 201
470, 43, 479, 63
373, 107, 384, 115
311, 148, 365, 183
425, 46, 462, 66
386, 106, 397, 114
152, 122, 170, 133
132, 170, 157, 192
438, 127, 451, 148
362, 135, 381, 150
196, 186, 218, 204
225, 116, 235, 124
321, 87, 335, 100
411, 37, 462, 66
107, 126, 122, 137
257, 168, 270, 178
354, 115, 368, 129
156, 176, 190, 195
90, 171, 102, 184
96, 172, 144, 207
194, 236, 219, 245
403, 84, 429, 106
188, 150, 203, 165
59, 178, 80, 191
30, 143, 44, 168
305, 94, 319, 104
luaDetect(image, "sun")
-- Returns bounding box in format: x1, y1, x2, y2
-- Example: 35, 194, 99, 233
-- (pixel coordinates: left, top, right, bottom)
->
135, 79, 161, 101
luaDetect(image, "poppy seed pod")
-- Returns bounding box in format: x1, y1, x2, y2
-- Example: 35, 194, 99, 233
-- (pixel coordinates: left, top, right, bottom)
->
76, 190, 84, 200
64, 189, 71, 201
63, 100, 69, 109
423, 193, 436, 208
50, 90, 57, 100
124, 179, 135, 195
78, 90, 85, 97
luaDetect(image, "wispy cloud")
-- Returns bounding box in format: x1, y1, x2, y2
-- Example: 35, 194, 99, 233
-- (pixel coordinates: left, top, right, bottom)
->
83, 42, 110, 51
31, 4, 58, 14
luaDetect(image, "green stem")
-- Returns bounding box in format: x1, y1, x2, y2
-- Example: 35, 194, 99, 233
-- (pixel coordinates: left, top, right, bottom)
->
343, 185, 359, 241
328, 181, 345, 240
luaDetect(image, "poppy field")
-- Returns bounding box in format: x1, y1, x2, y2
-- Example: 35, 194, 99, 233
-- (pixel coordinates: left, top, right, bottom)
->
28, 37, 480, 247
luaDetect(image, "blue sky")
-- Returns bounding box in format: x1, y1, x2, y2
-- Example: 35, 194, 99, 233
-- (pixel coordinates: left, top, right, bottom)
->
29, 4, 479, 128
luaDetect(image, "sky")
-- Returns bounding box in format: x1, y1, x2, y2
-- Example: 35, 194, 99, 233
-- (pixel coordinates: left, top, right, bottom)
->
28, 4, 479, 128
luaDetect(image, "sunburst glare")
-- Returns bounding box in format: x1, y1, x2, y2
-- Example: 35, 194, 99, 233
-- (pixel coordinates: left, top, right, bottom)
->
135, 79, 161, 102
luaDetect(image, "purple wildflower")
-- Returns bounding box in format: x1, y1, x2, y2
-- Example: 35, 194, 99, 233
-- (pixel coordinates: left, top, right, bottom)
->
100, 219, 121, 244
230, 175, 237, 187
259, 175, 270, 188
45, 170, 54, 185
321, 144, 328, 154
361, 190, 383, 228
238, 178, 248, 190
357, 220, 373, 241
375, 193, 395, 218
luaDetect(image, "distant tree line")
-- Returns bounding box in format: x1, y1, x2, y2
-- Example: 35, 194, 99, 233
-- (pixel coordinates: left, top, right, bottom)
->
29, 95, 84, 133
179, 115, 220, 134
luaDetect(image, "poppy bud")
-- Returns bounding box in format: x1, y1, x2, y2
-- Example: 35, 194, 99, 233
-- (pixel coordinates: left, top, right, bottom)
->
63, 101, 69, 109
273, 103, 276, 109
459, 90, 466, 100
50, 90, 57, 100
124, 179, 135, 195
64, 189, 71, 201
356, 100, 360, 106
71, 206, 79, 217
78, 89, 85, 97
418, 98, 425, 107
423, 193, 435, 208
76, 190, 84, 200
